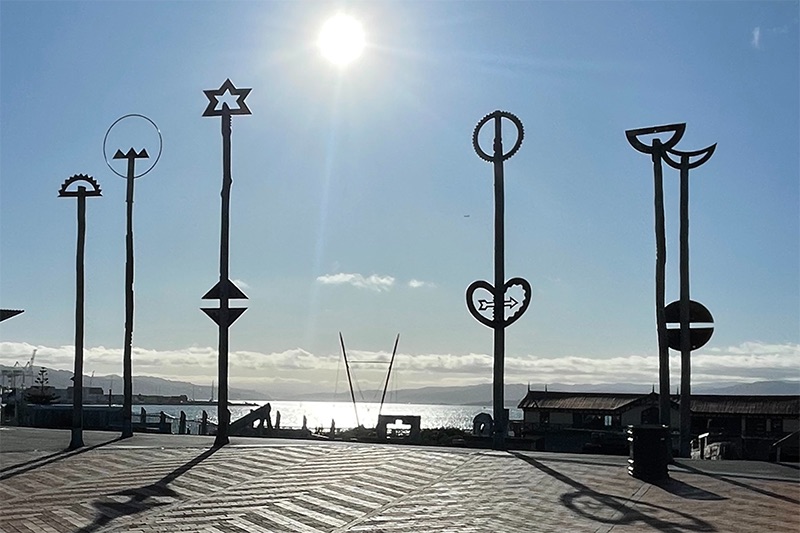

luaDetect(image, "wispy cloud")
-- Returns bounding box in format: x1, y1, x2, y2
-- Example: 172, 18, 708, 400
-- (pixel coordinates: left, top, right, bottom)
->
316, 273, 395, 291
232, 279, 250, 290
751, 24, 793, 50
751, 26, 761, 49
408, 279, 436, 289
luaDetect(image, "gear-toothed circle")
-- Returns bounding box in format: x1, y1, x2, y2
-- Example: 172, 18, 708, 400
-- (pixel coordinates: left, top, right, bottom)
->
473, 110, 524, 163
58, 174, 102, 197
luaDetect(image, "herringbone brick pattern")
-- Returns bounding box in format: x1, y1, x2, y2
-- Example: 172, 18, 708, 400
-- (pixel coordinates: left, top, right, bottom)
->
1, 438, 797, 532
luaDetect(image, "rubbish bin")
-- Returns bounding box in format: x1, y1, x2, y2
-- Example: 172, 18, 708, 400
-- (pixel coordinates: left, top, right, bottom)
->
627, 425, 669, 482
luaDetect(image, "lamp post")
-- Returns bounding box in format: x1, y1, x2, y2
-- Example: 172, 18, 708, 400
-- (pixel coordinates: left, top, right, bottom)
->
103, 114, 162, 439
58, 174, 102, 450
201, 79, 251, 447
466, 110, 531, 450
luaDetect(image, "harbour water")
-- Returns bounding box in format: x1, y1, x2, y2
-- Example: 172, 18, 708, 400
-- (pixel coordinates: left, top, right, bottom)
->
134, 400, 523, 431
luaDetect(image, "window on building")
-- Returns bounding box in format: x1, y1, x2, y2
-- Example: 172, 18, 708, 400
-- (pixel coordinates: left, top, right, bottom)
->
540, 412, 550, 426
604, 415, 613, 427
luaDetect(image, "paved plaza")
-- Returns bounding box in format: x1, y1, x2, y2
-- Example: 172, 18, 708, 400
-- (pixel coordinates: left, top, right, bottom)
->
1, 427, 798, 533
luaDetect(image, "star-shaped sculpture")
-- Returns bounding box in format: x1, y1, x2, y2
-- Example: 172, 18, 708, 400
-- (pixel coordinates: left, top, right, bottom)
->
202, 79, 252, 117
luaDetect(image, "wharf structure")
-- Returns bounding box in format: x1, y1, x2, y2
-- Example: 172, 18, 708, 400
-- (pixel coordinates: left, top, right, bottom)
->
516, 389, 800, 460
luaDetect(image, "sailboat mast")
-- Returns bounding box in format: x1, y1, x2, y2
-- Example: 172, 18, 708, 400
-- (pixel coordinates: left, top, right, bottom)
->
339, 332, 360, 427
378, 333, 400, 421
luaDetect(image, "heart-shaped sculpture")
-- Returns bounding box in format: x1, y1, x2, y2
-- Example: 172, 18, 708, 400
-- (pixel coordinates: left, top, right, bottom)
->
466, 277, 532, 328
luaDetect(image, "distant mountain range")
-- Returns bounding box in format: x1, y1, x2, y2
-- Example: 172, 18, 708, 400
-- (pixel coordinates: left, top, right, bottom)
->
3, 364, 797, 405
285, 380, 800, 406
0, 365, 264, 401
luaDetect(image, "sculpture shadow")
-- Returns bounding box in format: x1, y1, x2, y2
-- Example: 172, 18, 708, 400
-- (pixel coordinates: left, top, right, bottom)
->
75, 445, 220, 533
673, 461, 800, 505
0, 436, 124, 481
512, 452, 716, 532
653, 477, 727, 501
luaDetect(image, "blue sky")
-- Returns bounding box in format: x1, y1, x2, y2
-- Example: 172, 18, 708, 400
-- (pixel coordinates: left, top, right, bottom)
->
1, 1, 798, 397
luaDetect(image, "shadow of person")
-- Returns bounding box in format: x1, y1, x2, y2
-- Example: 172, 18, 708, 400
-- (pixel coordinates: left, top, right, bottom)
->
75, 446, 219, 533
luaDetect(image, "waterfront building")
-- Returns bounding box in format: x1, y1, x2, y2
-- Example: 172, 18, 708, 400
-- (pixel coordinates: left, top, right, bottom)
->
517, 390, 800, 460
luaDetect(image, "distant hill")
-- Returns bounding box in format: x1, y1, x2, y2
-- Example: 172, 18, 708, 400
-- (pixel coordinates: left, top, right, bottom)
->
0, 365, 265, 401
3, 364, 797, 404
281, 380, 800, 406
696, 380, 800, 395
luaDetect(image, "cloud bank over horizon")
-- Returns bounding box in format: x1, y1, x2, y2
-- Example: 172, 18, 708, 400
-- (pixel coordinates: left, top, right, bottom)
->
1, 340, 797, 393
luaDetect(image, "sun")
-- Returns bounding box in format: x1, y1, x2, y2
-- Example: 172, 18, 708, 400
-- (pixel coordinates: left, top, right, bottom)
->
317, 14, 365, 66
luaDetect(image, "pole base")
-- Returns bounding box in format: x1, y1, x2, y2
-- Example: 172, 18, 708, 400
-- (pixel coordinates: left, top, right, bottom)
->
69, 430, 84, 450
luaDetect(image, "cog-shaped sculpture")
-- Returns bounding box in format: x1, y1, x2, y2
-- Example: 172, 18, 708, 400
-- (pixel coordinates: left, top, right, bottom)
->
57, 174, 102, 197
472, 110, 524, 163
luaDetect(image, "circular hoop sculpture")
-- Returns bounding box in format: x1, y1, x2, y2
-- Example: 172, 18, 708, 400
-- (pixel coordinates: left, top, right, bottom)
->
103, 114, 163, 178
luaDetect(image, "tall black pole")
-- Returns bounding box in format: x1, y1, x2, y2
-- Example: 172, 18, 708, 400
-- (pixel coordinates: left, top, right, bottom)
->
652, 139, 671, 429
104, 114, 161, 440
201, 79, 251, 447
491, 116, 506, 449
59, 175, 102, 451
112, 147, 150, 439
72, 191, 86, 450
663, 143, 716, 457
626, 124, 687, 431
678, 153, 692, 457
216, 111, 233, 446
466, 111, 531, 451
122, 156, 135, 438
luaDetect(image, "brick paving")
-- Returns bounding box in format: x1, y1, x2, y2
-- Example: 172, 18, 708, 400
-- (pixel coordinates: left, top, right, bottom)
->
1, 428, 798, 532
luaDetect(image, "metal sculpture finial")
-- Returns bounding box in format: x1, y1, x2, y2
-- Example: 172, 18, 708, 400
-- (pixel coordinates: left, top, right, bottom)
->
626, 122, 716, 458
202, 78, 252, 117
201, 79, 251, 447
58, 174, 102, 197
472, 110, 524, 162
625, 123, 686, 155
465, 110, 531, 450
103, 114, 162, 179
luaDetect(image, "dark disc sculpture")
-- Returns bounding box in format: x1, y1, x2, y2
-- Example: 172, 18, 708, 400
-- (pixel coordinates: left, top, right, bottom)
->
466, 110, 532, 450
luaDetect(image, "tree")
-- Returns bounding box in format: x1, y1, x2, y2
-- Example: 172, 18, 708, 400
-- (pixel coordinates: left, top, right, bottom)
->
26, 367, 57, 405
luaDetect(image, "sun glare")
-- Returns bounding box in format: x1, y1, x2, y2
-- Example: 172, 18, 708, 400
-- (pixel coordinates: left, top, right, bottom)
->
318, 14, 365, 66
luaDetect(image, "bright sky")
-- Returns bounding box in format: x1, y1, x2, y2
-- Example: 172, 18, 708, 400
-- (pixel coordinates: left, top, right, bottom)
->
1, 1, 798, 397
